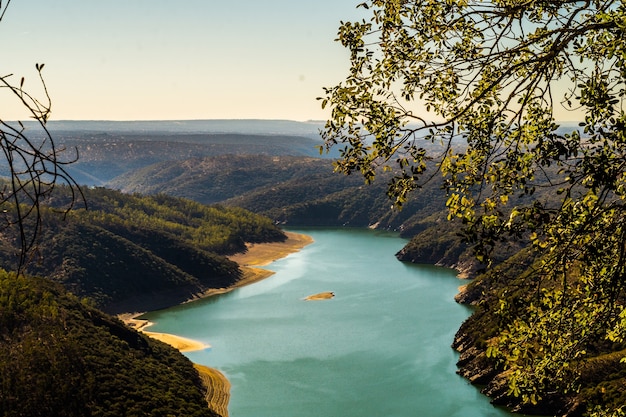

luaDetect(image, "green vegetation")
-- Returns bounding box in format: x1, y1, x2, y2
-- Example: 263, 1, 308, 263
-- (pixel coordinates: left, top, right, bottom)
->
109, 154, 449, 232
0, 186, 285, 313
454, 251, 626, 415
0, 270, 218, 417
53, 132, 325, 186
319, 1, 626, 415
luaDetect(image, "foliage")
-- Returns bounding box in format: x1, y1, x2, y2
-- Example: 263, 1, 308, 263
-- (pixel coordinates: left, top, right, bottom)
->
322, 0, 626, 414
455, 251, 626, 415
0, 270, 218, 417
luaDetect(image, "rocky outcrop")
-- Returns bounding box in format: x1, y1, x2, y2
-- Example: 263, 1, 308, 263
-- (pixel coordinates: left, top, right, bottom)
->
452, 319, 576, 416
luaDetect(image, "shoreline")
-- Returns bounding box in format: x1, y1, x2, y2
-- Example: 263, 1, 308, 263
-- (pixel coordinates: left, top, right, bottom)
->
120, 231, 314, 350
119, 231, 314, 415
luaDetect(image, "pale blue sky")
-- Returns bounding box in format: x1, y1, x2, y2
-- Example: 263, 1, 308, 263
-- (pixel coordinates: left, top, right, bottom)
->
1, 1, 366, 121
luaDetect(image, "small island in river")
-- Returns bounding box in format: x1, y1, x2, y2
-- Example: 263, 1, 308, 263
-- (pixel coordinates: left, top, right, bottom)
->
304, 291, 335, 301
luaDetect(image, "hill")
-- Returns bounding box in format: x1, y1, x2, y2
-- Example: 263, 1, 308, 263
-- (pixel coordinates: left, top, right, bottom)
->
61, 133, 327, 186
109, 155, 342, 204
3, 121, 333, 187
0, 186, 285, 313
452, 251, 626, 416
107, 154, 449, 233
105, 153, 503, 275
0, 271, 219, 417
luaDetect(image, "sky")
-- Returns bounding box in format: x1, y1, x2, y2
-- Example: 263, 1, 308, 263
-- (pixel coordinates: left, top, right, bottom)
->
0, 0, 367, 121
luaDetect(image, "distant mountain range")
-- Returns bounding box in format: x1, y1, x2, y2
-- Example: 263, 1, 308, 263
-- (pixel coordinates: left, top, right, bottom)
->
3, 120, 338, 187
21, 119, 327, 137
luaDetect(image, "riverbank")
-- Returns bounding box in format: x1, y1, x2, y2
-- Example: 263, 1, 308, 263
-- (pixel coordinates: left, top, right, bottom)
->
121, 231, 314, 345
194, 364, 231, 417
229, 231, 315, 267
120, 231, 313, 416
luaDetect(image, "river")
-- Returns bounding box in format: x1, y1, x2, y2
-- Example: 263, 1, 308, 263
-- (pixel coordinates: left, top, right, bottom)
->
141, 228, 517, 417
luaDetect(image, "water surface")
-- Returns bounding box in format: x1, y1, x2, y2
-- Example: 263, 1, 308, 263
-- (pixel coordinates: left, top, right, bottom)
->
143, 228, 515, 417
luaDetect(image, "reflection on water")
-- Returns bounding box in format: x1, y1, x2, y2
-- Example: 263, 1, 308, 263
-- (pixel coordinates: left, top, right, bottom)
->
142, 228, 515, 417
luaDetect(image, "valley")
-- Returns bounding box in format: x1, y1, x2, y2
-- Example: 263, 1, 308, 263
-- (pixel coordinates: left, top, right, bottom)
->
0, 120, 623, 416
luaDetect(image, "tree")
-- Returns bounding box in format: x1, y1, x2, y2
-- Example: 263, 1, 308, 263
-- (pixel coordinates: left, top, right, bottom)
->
321, 0, 626, 414
0, 0, 83, 271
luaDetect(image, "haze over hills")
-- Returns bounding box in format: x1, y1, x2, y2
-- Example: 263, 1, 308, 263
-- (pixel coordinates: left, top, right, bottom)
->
6, 119, 585, 188
1, 120, 336, 187
20, 119, 327, 137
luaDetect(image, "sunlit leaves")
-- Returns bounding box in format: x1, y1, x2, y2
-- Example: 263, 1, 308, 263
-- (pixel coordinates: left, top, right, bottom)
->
323, 0, 626, 413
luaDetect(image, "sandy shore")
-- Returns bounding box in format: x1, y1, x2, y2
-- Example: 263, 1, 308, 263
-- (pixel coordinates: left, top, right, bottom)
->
194, 364, 231, 417
144, 330, 209, 352
119, 231, 313, 415
118, 315, 209, 351
228, 231, 314, 267
121, 231, 314, 345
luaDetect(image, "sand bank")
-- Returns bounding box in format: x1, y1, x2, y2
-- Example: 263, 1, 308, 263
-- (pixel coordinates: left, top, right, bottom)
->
143, 331, 208, 352
194, 364, 231, 417
118, 315, 208, 352
228, 231, 314, 267
304, 291, 335, 301
188, 231, 315, 300
120, 231, 313, 415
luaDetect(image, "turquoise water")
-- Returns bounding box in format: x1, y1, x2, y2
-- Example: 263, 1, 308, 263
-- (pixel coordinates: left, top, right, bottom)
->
142, 228, 516, 417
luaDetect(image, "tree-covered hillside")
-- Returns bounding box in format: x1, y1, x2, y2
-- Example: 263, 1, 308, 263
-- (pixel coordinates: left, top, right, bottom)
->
107, 154, 451, 234
56, 132, 327, 186
106, 153, 534, 276
0, 186, 285, 313
108, 155, 340, 204
453, 251, 626, 416
0, 271, 219, 417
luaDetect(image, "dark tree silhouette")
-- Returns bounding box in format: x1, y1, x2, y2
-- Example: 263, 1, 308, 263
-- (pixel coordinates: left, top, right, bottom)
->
0, 0, 83, 271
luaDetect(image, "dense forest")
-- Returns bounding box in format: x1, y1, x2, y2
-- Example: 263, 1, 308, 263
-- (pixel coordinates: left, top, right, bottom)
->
0, 271, 218, 417
0, 186, 285, 313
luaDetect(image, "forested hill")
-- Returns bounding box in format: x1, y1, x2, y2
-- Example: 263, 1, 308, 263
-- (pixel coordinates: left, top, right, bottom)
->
2, 120, 332, 187
108, 154, 445, 229
0, 186, 286, 313
60, 132, 328, 186
106, 154, 531, 276
0, 271, 219, 417
452, 252, 626, 415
